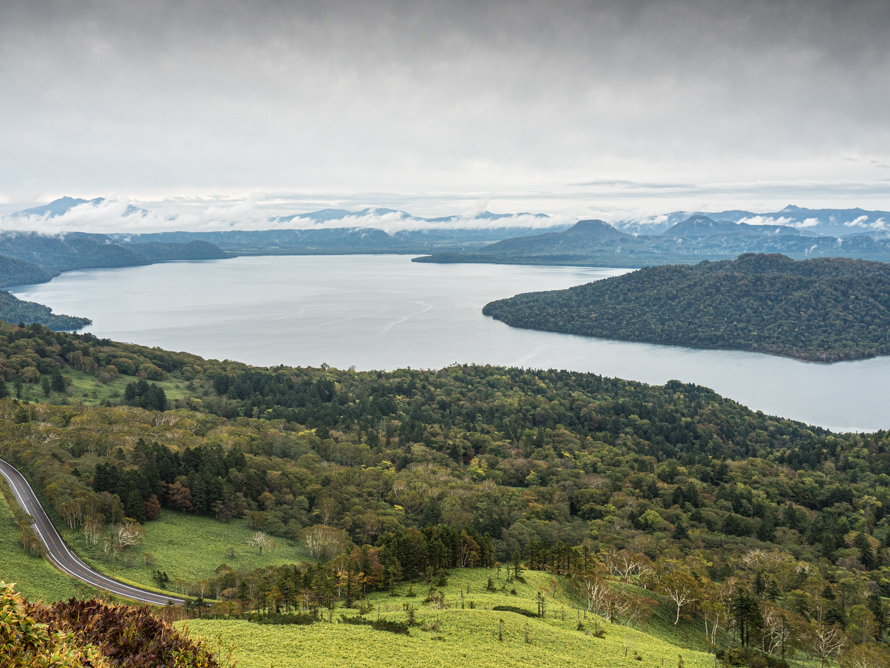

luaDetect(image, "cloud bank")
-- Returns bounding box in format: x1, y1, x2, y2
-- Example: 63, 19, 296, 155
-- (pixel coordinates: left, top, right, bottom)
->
1, 0, 888, 222
0, 198, 573, 235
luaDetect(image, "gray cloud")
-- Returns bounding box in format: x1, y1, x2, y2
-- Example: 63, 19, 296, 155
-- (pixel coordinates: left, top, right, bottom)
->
1, 0, 889, 223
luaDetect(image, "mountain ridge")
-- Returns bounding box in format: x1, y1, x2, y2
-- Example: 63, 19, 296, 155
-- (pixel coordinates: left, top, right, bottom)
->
415, 215, 890, 267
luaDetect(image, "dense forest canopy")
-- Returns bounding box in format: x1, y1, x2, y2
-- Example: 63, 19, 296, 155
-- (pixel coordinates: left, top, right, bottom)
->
2, 321, 890, 665
483, 254, 890, 362
0, 290, 91, 331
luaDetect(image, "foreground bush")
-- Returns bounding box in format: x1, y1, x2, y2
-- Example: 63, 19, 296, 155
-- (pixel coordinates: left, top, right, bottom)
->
1, 582, 226, 667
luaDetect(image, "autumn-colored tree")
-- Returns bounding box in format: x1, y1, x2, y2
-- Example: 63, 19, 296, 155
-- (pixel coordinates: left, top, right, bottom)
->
144, 494, 162, 521
839, 643, 890, 668
0, 583, 108, 668
165, 480, 193, 512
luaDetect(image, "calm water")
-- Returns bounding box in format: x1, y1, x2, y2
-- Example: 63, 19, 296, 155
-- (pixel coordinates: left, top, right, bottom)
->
10, 255, 890, 433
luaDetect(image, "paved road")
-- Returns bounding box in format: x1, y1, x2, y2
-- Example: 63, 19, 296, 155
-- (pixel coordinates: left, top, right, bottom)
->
0, 456, 183, 606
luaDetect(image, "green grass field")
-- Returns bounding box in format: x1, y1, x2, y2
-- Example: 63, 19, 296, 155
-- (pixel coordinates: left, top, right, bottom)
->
0, 489, 85, 602
32, 368, 196, 407
184, 569, 716, 668
60, 510, 313, 596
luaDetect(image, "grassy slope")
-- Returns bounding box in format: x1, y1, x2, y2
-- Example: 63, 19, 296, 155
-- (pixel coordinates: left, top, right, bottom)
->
185, 570, 716, 668
61, 369, 194, 406
10, 368, 196, 408
58, 510, 313, 596
0, 489, 84, 602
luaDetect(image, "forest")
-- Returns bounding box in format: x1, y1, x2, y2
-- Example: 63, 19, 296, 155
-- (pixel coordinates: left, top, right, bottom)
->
2, 321, 890, 666
0, 232, 227, 288
483, 253, 890, 362
0, 290, 91, 331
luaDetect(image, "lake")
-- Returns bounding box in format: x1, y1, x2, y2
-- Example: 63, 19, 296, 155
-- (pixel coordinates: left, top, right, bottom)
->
10, 254, 890, 433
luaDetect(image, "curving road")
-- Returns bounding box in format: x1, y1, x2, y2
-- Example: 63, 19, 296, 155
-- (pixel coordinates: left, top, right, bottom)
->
0, 457, 183, 606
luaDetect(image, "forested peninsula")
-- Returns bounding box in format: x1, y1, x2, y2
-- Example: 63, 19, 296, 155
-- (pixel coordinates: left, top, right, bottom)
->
0, 232, 227, 289
0, 290, 91, 331
483, 253, 890, 362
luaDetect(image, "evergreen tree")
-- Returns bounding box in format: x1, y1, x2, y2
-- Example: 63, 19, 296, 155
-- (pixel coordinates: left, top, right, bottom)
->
126, 489, 147, 522
867, 593, 886, 640
50, 370, 66, 393
731, 589, 763, 647
854, 531, 878, 570
757, 512, 776, 542
765, 578, 781, 602
673, 522, 689, 541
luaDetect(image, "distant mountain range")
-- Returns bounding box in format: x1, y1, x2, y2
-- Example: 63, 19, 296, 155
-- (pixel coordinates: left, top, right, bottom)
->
4, 198, 565, 256
415, 215, 890, 267
271, 206, 550, 226
10, 196, 148, 219
614, 204, 890, 238
7, 198, 888, 240
5, 198, 890, 272
7, 197, 556, 234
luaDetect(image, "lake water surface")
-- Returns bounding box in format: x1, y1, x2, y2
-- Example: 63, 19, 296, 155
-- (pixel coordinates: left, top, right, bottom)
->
10, 255, 890, 433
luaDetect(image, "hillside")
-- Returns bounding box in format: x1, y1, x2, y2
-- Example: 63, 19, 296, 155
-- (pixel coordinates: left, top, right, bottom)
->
0, 255, 55, 287
184, 568, 717, 668
0, 232, 228, 288
1, 322, 889, 666
415, 216, 890, 267
0, 290, 91, 331
483, 253, 890, 362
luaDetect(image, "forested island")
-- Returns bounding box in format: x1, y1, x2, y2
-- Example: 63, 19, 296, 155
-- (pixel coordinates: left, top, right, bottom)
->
2, 322, 890, 666
483, 253, 890, 362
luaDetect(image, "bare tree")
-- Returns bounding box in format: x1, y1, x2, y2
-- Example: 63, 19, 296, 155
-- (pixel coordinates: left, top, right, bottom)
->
579, 566, 612, 618
247, 531, 276, 556
762, 602, 798, 658
117, 520, 145, 552
82, 513, 105, 545
806, 623, 849, 668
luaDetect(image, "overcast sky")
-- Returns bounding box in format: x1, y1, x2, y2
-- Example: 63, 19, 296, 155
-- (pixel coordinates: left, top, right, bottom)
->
1, 0, 888, 227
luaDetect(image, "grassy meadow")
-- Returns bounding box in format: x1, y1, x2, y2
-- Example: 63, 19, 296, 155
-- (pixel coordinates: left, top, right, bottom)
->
30, 367, 197, 407
59, 510, 313, 596
0, 487, 84, 602
184, 569, 717, 668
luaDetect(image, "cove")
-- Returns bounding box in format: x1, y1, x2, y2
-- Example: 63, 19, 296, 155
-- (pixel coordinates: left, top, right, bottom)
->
10, 254, 890, 433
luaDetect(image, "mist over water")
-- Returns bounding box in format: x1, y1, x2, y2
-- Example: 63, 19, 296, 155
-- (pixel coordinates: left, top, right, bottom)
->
11, 255, 890, 433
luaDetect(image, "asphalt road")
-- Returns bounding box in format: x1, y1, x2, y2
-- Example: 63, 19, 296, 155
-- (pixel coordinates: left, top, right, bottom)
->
0, 456, 183, 606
